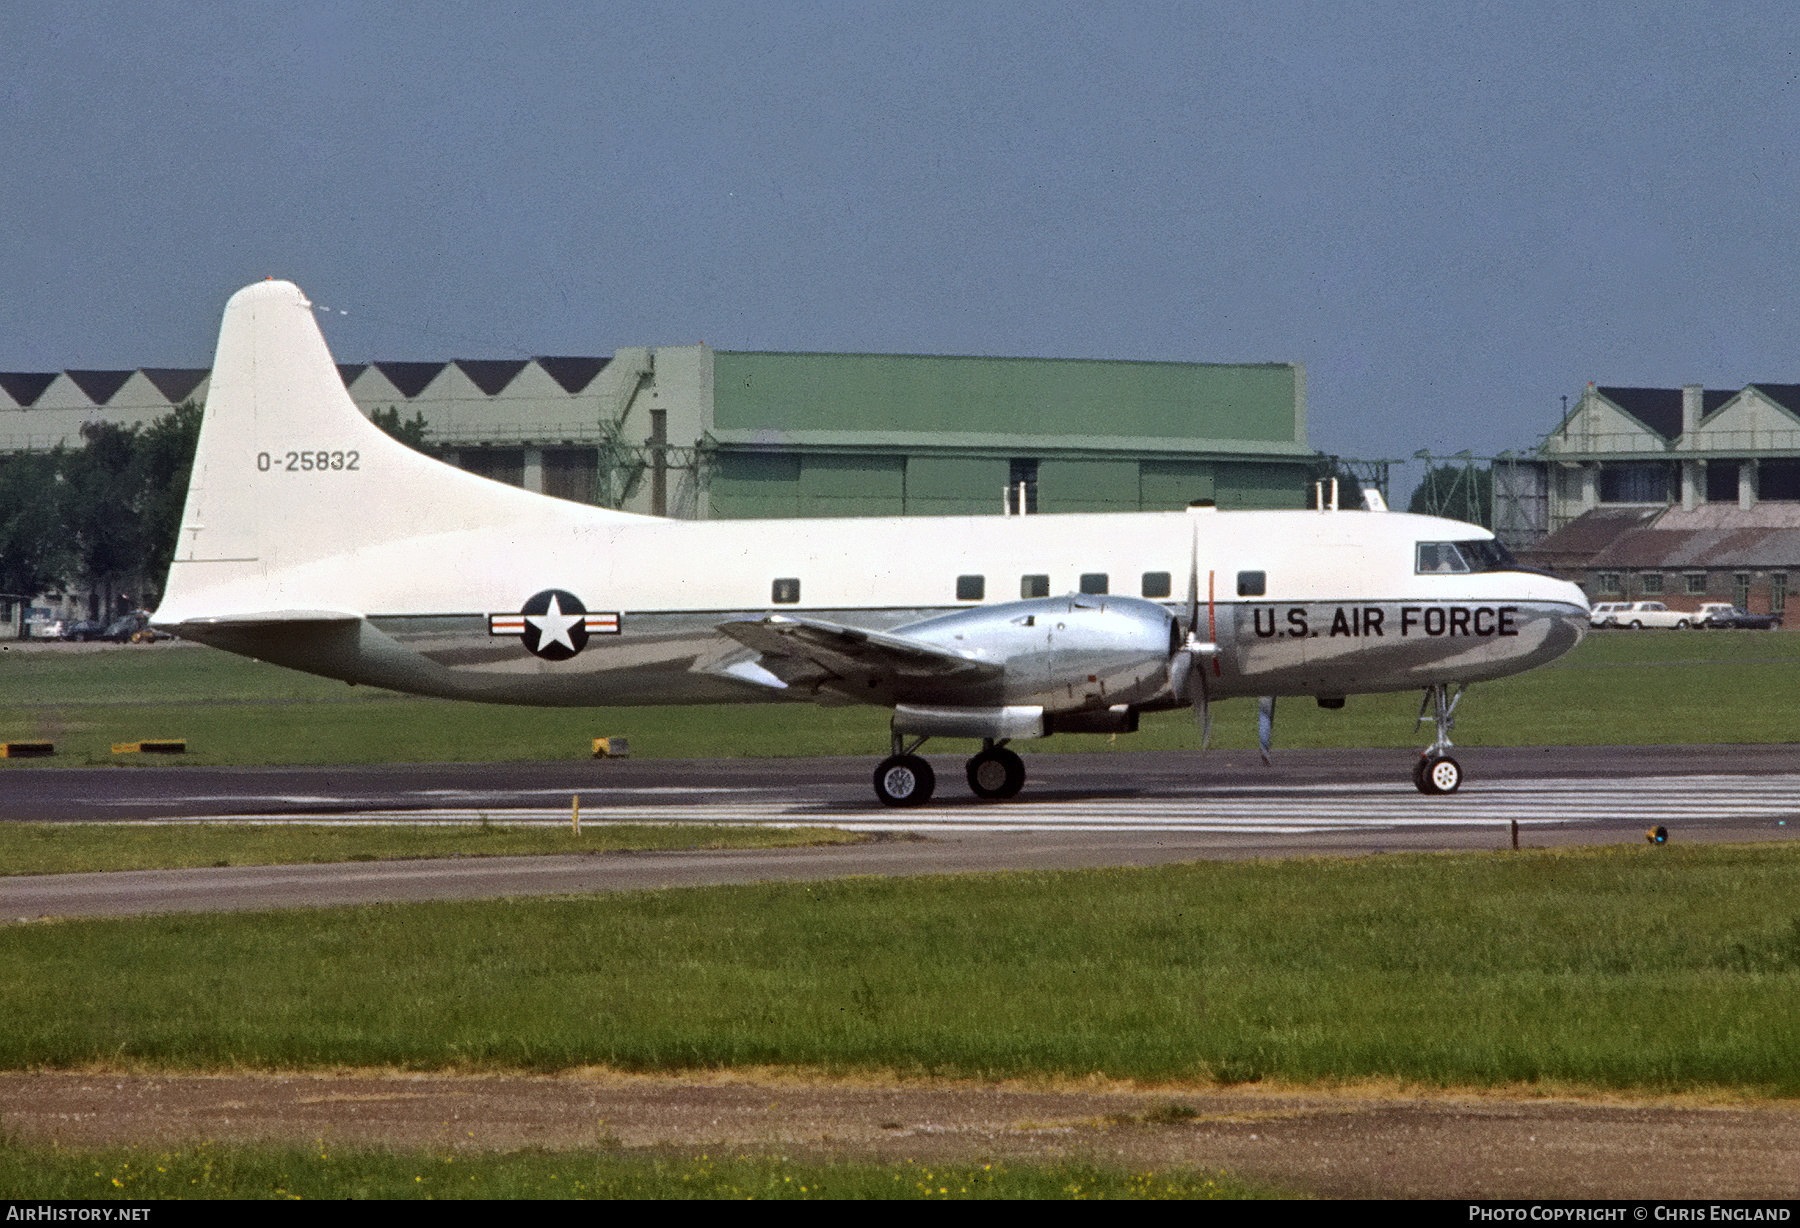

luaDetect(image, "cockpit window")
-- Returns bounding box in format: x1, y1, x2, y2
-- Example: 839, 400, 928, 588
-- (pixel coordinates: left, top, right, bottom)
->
1415, 539, 1518, 574
1460, 539, 1518, 571
1416, 542, 1467, 573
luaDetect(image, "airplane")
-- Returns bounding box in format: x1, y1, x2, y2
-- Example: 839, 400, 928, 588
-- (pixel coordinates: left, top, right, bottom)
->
152, 280, 1591, 805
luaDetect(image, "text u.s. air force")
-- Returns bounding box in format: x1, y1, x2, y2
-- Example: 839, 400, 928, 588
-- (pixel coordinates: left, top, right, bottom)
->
1248, 605, 1522, 639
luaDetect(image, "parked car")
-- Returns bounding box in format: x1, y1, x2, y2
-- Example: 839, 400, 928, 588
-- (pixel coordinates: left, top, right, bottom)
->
1696, 603, 1783, 630
62, 618, 108, 641
1588, 602, 1629, 628
1612, 601, 1694, 630
26, 618, 65, 640
98, 611, 171, 643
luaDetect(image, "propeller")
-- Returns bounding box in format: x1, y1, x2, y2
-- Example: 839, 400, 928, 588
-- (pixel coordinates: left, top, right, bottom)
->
1162, 521, 1273, 763
1166, 526, 1218, 748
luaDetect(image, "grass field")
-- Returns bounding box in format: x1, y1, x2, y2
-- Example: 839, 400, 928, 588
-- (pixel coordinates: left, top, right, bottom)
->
2, 629, 1797, 767
0, 822, 866, 876
3, 843, 1796, 1094
0, 1141, 1283, 1200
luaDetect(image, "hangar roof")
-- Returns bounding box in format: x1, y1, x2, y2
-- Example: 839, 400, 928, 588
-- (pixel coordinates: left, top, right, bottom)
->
1542, 504, 1800, 571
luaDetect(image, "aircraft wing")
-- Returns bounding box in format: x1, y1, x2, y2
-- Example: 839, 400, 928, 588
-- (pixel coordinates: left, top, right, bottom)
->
715, 613, 999, 683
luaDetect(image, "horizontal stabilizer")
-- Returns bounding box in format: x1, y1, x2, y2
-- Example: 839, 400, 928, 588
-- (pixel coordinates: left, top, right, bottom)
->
158, 609, 362, 628
716, 614, 999, 682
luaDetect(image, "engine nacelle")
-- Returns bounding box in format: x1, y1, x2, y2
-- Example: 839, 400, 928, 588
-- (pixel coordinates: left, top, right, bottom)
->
891, 594, 1175, 711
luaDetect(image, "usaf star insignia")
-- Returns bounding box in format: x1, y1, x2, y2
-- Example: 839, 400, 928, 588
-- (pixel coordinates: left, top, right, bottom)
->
488, 589, 620, 660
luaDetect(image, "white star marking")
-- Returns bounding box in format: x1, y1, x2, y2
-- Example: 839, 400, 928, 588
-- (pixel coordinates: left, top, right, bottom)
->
525, 595, 583, 652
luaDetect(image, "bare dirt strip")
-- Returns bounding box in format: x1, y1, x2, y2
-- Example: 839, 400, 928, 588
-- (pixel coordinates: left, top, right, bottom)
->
3, 1070, 1796, 1199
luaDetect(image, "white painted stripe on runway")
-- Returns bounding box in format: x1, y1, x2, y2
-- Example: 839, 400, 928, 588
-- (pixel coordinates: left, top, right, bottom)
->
99, 786, 781, 807
106, 771, 1800, 834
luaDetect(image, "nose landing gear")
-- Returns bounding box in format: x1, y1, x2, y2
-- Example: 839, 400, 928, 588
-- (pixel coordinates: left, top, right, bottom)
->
1414, 682, 1465, 795
1413, 752, 1463, 795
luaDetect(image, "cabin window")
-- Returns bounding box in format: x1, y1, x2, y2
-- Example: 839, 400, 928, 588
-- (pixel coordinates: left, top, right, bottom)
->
1021, 574, 1049, 598
1597, 572, 1622, 595
1684, 572, 1707, 596
1141, 572, 1172, 599
771, 578, 801, 604
956, 575, 985, 601
1639, 572, 1664, 596
1079, 573, 1108, 595
1237, 570, 1266, 597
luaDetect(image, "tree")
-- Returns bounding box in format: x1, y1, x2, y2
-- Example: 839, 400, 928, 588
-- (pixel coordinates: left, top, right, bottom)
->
52, 402, 203, 611
63, 420, 146, 608
1407, 463, 1492, 528
131, 402, 203, 589
0, 401, 204, 617
0, 448, 71, 601
369, 406, 432, 452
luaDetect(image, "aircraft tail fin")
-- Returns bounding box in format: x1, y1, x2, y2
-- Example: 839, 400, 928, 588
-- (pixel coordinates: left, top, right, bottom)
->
154, 280, 634, 625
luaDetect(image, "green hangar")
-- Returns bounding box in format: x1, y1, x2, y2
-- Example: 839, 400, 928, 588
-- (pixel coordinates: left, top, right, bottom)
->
1, 345, 1315, 520
698, 349, 1311, 519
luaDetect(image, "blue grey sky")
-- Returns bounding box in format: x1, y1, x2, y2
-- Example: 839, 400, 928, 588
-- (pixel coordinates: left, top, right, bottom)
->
5, 1, 1798, 485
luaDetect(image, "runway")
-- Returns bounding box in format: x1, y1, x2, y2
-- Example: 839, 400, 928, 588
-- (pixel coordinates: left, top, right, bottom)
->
3, 745, 1797, 918
63, 771, 1800, 836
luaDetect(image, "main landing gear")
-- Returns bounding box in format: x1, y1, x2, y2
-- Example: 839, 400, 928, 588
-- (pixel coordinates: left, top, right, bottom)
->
873, 737, 1025, 807
873, 751, 934, 807
1414, 681, 1464, 795
966, 743, 1026, 799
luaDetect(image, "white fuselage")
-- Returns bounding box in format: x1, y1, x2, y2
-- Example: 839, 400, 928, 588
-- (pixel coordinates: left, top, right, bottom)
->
151, 280, 1589, 719
163, 502, 1588, 709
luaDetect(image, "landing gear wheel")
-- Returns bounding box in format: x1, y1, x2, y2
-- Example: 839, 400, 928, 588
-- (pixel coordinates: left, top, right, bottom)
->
965, 747, 1026, 799
1414, 754, 1462, 795
874, 754, 935, 807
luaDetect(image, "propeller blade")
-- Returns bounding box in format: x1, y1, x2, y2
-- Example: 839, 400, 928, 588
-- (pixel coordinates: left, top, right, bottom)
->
1257, 695, 1276, 765
1168, 521, 1217, 751
1168, 649, 1194, 702
1186, 524, 1201, 638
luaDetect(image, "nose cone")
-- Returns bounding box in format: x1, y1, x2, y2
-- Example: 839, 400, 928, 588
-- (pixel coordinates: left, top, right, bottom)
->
1530, 572, 1591, 660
